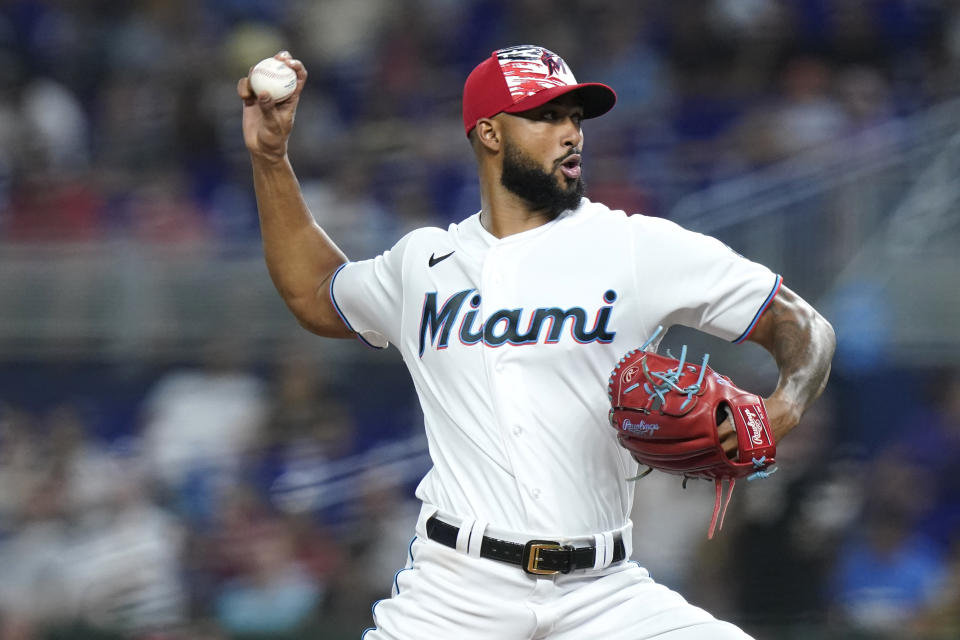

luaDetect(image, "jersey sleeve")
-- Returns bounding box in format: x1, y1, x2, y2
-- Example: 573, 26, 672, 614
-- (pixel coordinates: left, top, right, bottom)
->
329, 232, 414, 349
634, 217, 781, 343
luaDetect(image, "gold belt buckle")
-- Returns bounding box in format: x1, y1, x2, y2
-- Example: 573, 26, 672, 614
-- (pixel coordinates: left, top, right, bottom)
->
522, 540, 568, 575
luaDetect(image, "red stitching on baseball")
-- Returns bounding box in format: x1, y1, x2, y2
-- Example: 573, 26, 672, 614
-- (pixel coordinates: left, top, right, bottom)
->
253, 68, 294, 81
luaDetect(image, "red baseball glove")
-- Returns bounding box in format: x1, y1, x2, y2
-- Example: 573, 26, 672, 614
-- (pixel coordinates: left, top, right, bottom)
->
608, 328, 777, 538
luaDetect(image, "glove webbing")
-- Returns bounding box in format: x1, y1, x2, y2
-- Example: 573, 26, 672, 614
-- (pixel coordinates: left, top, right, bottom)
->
641, 344, 710, 412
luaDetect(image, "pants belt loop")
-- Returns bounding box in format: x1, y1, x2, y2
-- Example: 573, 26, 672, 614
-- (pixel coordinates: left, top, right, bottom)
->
467, 520, 487, 558
592, 534, 606, 570
603, 531, 616, 567
592, 531, 616, 570
417, 504, 439, 538
456, 517, 475, 554
621, 520, 634, 559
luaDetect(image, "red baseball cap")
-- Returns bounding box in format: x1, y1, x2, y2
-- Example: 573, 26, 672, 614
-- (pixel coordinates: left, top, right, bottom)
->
462, 45, 616, 137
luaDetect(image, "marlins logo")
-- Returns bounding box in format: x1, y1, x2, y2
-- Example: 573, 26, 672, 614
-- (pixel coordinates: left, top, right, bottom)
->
541, 50, 566, 77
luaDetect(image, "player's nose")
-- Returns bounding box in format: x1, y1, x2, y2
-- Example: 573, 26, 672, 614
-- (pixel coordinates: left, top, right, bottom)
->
560, 116, 582, 148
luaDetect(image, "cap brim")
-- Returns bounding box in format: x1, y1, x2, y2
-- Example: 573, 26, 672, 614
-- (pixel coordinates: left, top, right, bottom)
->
502, 82, 616, 120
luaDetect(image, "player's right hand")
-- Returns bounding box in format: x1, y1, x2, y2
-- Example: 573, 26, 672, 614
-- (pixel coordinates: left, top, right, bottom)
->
237, 51, 306, 162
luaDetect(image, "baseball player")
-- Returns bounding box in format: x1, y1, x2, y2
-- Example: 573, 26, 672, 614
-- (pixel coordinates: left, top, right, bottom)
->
238, 46, 836, 639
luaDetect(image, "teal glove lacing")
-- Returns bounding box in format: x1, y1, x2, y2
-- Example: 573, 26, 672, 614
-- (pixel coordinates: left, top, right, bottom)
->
621, 326, 710, 412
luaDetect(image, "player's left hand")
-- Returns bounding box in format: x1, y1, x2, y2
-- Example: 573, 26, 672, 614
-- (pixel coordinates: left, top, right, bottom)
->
718, 415, 737, 459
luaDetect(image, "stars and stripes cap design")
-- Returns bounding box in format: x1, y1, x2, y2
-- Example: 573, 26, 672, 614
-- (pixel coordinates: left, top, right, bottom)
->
462, 45, 616, 136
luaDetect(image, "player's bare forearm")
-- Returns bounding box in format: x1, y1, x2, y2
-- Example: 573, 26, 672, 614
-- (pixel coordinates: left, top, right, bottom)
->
748, 284, 836, 441
239, 52, 353, 339
252, 156, 353, 338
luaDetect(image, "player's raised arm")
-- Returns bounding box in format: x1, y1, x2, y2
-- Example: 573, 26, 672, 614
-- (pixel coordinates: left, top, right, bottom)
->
747, 284, 837, 441
237, 51, 353, 338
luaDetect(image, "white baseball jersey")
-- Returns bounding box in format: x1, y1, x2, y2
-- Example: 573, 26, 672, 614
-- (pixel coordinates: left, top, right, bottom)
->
330, 198, 780, 539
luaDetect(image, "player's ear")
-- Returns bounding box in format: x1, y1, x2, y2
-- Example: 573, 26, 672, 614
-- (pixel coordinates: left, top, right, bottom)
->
475, 118, 500, 152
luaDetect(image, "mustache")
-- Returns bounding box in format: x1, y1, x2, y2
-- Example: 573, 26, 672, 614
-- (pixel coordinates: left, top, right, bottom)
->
554, 148, 582, 168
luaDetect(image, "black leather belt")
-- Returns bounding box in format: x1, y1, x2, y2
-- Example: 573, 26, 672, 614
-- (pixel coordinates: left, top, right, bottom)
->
425, 515, 626, 575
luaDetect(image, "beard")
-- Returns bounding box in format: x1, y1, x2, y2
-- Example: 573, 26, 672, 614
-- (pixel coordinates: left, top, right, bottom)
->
500, 139, 584, 220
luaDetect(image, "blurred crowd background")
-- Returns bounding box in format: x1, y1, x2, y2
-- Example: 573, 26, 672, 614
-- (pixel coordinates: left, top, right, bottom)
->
1, 0, 959, 639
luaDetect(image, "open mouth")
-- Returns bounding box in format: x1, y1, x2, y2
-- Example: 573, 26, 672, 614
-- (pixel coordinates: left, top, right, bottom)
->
559, 154, 582, 179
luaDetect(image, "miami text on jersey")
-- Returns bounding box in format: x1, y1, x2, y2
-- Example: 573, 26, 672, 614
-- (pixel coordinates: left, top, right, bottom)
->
419, 289, 617, 356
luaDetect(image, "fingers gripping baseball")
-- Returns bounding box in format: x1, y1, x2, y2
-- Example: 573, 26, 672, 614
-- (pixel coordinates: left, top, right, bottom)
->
238, 51, 307, 161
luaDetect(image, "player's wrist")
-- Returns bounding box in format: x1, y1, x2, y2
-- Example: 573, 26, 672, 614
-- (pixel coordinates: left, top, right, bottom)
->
250, 148, 290, 168
764, 393, 802, 439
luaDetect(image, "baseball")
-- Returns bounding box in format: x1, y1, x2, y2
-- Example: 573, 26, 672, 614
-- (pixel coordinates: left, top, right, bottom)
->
248, 57, 298, 102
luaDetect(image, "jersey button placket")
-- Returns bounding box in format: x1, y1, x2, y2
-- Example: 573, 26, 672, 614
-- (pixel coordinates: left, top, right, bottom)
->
481, 245, 536, 508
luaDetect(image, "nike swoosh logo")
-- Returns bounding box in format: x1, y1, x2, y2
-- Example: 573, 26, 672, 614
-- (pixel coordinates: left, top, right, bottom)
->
428, 251, 455, 267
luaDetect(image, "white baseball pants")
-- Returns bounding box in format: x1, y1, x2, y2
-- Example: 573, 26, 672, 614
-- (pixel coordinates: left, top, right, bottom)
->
361, 514, 754, 639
